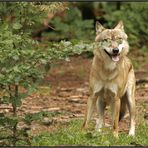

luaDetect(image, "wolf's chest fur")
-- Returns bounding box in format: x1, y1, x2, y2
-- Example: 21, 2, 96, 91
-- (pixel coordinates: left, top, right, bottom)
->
93, 80, 119, 103
90, 55, 130, 103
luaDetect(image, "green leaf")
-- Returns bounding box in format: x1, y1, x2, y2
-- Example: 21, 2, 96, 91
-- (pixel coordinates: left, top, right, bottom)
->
13, 22, 22, 30
1, 96, 10, 104
12, 55, 19, 61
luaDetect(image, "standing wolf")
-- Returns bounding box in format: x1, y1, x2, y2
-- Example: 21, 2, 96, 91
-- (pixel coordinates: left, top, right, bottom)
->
83, 21, 136, 137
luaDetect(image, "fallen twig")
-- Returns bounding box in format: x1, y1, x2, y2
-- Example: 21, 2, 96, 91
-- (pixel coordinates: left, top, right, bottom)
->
136, 78, 148, 85
135, 70, 148, 74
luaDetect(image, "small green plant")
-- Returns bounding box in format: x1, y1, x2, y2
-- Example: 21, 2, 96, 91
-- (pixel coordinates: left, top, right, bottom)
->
0, 19, 49, 146
24, 111, 62, 125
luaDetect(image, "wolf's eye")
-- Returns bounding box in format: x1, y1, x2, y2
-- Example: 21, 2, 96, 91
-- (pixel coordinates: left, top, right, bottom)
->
101, 39, 111, 46
117, 38, 122, 44
102, 39, 110, 44
102, 39, 108, 42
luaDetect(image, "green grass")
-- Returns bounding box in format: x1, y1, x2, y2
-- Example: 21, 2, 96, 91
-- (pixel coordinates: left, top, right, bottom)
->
31, 119, 148, 146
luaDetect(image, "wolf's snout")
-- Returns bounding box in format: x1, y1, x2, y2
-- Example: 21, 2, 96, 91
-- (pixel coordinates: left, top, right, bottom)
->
112, 48, 119, 54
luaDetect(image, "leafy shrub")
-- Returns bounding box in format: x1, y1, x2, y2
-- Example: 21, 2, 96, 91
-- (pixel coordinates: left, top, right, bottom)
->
0, 2, 70, 146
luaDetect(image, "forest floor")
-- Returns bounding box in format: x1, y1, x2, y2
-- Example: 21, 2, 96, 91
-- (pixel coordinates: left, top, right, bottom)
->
19, 50, 148, 137
1, 50, 147, 146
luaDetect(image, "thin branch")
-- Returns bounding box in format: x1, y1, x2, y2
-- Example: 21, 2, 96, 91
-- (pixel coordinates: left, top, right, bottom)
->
136, 78, 148, 85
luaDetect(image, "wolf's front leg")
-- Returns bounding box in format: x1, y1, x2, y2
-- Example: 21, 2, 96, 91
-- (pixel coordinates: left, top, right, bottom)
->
111, 98, 120, 138
83, 94, 98, 129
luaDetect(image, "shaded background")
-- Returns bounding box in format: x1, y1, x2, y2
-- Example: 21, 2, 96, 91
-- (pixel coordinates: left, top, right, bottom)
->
37, 2, 148, 49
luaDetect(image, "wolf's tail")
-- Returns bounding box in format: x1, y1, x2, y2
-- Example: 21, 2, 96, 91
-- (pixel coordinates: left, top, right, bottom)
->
119, 93, 128, 121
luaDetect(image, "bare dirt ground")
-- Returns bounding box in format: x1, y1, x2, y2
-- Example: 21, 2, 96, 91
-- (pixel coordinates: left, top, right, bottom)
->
14, 53, 148, 136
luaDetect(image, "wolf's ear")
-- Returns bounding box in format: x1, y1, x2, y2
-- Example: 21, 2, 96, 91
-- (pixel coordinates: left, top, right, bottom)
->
114, 21, 124, 31
96, 21, 105, 34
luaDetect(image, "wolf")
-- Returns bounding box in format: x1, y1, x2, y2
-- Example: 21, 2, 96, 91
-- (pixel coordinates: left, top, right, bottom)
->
83, 21, 136, 137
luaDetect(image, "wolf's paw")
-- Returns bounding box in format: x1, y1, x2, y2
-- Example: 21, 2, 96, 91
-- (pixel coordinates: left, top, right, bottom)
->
128, 131, 135, 137
113, 131, 119, 138
95, 124, 103, 133
95, 127, 102, 133
128, 127, 135, 137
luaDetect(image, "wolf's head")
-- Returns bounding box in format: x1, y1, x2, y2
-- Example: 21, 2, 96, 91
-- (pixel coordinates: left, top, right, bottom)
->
95, 21, 129, 62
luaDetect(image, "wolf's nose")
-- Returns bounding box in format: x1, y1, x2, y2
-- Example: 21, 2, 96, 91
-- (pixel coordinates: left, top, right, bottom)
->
113, 48, 119, 54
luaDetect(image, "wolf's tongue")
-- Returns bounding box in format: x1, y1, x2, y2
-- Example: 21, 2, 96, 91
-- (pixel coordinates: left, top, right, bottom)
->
112, 55, 119, 62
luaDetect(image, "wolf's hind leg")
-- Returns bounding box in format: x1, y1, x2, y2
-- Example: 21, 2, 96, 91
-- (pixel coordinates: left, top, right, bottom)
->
95, 98, 106, 132
127, 85, 136, 136
126, 69, 136, 136
119, 93, 128, 121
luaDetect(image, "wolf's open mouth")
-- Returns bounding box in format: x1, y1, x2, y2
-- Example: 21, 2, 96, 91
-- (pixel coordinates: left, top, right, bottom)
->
104, 49, 120, 62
